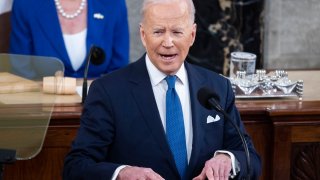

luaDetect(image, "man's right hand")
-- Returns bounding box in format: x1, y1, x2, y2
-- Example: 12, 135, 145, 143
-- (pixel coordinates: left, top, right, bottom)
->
117, 166, 165, 180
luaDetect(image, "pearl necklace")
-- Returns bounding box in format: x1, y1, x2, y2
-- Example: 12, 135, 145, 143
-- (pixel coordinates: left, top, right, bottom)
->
54, 0, 86, 19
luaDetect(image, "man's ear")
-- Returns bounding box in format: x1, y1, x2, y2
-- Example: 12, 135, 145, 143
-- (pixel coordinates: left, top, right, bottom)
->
139, 23, 147, 48
190, 23, 197, 46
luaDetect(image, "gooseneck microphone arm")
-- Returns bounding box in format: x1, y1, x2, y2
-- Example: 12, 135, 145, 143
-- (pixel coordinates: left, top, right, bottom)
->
197, 87, 251, 180
82, 46, 105, 104
82, 47, 94, 104
210, 98, 251, 180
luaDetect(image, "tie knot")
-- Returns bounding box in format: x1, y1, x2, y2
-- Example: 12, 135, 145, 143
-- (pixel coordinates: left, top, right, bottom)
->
165, 75, 176, 89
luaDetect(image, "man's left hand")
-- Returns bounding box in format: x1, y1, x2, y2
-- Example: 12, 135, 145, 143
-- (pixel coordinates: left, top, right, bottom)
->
193, 153, 232, 180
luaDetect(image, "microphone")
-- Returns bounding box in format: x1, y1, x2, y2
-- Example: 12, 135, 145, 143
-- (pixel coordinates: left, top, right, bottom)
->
82, 45, 105, 103
197, 87, 251, 180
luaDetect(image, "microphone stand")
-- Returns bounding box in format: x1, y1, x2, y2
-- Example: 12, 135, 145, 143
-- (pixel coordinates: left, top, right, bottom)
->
0, 149, 16, 180
81, 46, 105, 104
81, 78, 88, 104
82, 47, 94, 104
208, 99, 251, 180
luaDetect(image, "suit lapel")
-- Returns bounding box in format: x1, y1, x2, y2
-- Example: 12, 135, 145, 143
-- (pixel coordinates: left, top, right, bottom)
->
35, 0, 69, 64
35, 0, 109, 71
128, 57, 178, 173
128, 59, 211, 178
86, 0, 108, 50
184, 63, 209, 177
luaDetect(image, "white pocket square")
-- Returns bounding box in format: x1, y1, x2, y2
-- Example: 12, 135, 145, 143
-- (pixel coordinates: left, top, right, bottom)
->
206, 115, 221, 123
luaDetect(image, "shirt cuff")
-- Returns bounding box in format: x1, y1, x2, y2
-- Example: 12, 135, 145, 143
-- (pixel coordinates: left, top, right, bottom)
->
214, 150, 240, 179
111, 165, 127, 180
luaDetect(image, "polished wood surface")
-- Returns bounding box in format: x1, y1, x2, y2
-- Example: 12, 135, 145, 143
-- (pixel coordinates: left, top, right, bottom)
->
0, 72, 40, 93
236, 71, 320, 180
2, 71, 320, 180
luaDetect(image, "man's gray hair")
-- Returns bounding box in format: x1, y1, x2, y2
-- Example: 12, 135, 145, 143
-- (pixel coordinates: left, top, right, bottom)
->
141, 0, 195, 24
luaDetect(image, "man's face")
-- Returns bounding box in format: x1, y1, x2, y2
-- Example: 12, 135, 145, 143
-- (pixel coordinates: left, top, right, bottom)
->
140, 1, 196, 75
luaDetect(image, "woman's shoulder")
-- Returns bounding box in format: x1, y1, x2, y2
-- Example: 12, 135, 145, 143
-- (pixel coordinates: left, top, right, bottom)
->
92, 0, 127, 18
12, 0, 46, 16
13, 0, 38, 8
97, 0, 125, 5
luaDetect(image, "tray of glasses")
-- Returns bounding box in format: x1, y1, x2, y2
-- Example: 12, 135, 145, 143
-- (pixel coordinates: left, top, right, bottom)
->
229, 70, 303, 99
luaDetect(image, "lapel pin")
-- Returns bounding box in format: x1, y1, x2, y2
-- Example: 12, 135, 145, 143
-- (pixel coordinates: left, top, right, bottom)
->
93, 13, 104, 19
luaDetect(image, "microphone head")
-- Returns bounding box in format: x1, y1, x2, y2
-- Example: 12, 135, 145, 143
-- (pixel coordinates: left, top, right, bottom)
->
90, 46, 105, 65
197, 87, 220, 110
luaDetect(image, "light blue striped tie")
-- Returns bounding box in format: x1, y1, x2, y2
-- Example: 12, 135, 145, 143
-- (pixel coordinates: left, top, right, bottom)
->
165, 75, 188, 179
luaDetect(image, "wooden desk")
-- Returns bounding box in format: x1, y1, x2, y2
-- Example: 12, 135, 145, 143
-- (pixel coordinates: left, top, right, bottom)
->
237, 71, 320, 180
2, 71, 320, 180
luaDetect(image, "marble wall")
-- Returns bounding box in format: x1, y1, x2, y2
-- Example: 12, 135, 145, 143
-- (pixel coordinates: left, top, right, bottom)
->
264, 0, 320, 69
125, 0, 144, 62
127, 0, 320, 70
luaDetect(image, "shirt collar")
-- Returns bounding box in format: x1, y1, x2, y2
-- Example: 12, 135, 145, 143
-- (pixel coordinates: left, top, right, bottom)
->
145, 54, 187, 86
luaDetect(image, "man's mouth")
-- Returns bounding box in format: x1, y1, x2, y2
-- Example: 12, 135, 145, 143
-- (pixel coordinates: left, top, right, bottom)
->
160, 54, 178, 60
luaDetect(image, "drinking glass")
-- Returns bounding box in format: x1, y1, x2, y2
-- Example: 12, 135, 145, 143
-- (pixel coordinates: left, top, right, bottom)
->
229, 52, 256, 78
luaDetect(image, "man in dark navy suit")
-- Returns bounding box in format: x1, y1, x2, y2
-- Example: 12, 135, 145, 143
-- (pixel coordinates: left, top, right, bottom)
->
63, 0, 261, 179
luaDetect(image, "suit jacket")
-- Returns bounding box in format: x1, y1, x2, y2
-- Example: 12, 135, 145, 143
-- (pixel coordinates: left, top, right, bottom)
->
63, 55, 261, 180
9, 0, 129, 78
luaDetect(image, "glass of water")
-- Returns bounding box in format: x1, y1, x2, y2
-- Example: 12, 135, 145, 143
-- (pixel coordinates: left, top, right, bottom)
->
229, 52, 256, 78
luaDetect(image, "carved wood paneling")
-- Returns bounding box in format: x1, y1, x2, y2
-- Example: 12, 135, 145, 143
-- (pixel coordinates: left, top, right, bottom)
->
1, 71, 320, 180
291, 143, 320, 180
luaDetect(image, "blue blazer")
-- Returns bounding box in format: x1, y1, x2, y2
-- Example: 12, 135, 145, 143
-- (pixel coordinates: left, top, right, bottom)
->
9, 0, 129, 78
63, 55, 261, 180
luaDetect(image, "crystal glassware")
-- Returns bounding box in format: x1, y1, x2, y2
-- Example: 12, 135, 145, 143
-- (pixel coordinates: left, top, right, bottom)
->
237, 78, 259, 95
275, 77, 297, 94
259, 78, 277, 95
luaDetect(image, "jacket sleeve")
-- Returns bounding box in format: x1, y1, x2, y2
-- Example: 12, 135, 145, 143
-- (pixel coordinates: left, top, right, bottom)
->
63, 79, 121, 180
9, 0, 33, 55
223, 79, 262, 179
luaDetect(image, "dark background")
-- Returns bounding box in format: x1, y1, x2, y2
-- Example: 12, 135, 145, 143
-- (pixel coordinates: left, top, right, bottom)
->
187, 0, 264, 75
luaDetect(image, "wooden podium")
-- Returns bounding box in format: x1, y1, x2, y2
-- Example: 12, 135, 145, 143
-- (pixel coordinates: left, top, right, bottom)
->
1, 58, 320, 180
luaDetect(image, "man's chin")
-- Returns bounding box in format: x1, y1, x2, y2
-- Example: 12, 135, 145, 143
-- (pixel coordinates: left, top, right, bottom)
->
160, 64, 182, 75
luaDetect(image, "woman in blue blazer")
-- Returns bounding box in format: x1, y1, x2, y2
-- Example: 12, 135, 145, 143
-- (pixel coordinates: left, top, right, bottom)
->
9, 0, 129, 78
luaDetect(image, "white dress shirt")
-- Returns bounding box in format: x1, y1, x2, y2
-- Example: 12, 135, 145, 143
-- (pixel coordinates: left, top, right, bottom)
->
112, 54, 238, 179
145, 55, 193, 162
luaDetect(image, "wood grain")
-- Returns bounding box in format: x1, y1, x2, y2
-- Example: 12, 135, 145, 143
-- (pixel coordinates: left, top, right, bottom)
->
0, 72, 40, 93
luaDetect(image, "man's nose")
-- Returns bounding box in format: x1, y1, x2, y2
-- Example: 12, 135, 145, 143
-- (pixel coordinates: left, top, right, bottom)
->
162, 33, 174, 48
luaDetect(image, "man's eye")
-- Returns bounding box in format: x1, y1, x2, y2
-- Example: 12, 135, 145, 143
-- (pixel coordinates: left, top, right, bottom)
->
153, 31, 163, 35
173, 31, 183, 35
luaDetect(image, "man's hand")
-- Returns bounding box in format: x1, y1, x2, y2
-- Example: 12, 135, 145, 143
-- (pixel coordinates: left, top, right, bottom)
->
193, 154, 232, 180
117, 166, 164, 180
